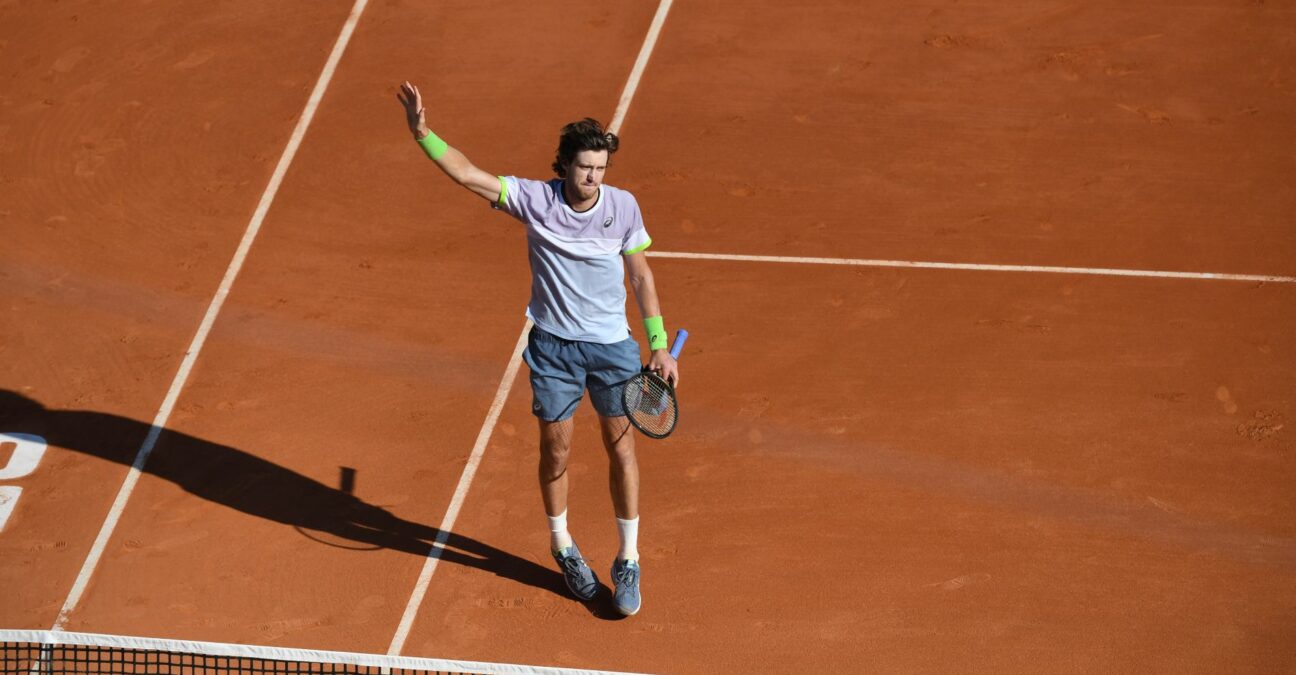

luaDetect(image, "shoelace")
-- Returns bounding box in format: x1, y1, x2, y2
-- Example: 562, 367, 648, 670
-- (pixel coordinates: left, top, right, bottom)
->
613, 563, 639, 588
561, 555, 590, 577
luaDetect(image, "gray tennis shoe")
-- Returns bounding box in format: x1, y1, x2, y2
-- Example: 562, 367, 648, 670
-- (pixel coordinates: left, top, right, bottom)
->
611, 558, 642, 616
552, 543, 599, 601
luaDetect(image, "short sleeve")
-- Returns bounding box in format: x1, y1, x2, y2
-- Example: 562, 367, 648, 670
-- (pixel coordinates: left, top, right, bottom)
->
495, 176, 545, 223
621, 194, 651, 255
494, 176, 509, 209
494, 176, 518, 217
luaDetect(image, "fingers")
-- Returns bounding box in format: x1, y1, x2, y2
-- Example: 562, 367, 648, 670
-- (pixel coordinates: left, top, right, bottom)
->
397, 81, 423, 109
651, 361, 680, 389
397, 82, 428, 135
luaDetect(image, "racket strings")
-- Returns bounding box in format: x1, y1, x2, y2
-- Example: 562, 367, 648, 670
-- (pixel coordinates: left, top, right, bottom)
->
623, 374, 676, 437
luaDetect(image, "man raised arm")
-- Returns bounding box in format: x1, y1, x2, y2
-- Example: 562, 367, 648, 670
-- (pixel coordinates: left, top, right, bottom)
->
398, 81, 501, 203
396, 82, 679, 617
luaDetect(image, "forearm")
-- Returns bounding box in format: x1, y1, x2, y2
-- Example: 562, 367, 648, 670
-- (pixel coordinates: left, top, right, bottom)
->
629, 272, 666, 350
629, 266, 659, 316
414, 128, 500, 201
632, 267, 681, 387
427, 143, 476, 184
626, 252, 679, 382
415, 127, 461, 178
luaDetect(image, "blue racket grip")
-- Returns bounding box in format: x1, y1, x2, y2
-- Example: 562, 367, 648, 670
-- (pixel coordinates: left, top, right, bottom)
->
669, 329, 689, 359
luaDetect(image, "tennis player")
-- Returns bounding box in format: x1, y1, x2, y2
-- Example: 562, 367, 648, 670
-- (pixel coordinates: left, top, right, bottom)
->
398, 82, 679, 616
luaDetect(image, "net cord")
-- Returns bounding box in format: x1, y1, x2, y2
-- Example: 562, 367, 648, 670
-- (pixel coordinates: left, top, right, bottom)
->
1, 630, 650, 675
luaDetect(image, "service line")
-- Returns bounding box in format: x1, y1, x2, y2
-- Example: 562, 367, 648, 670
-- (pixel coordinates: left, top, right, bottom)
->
647, 250, 1296, 284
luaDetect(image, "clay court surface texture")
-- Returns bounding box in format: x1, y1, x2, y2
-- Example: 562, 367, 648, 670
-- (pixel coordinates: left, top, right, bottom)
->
2, 1, 1294, 673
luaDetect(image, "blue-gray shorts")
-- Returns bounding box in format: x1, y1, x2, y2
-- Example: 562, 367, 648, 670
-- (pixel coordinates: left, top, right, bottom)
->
522, 326, 641, 422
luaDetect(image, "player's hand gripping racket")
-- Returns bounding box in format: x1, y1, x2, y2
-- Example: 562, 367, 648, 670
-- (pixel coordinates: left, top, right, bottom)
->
623, 329, 688, 439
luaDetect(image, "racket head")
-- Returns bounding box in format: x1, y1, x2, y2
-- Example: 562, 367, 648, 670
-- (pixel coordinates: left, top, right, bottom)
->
621, 370, 678, 439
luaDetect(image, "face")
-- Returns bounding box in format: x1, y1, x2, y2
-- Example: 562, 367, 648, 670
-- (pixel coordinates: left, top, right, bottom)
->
564, 149, 609, 202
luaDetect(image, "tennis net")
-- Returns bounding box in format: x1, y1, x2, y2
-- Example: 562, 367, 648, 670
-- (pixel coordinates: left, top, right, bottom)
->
1, 631, 645, 675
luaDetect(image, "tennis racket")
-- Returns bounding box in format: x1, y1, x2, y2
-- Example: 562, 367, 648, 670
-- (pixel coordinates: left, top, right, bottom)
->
622, 329, 688, 439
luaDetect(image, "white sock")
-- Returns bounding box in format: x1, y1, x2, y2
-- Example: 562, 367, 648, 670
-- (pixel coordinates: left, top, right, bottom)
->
616, 516, 639, 561
548, 510, 572, 551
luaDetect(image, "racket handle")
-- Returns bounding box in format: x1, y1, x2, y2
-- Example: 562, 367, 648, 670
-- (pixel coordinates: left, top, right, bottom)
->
669, 329, 689, 359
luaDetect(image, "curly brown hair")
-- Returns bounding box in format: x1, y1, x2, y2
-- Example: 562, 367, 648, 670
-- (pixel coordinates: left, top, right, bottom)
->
552, 118, 619, 178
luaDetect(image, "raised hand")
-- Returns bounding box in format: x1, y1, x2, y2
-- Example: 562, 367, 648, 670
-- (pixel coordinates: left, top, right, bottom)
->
397, 81, 428, 138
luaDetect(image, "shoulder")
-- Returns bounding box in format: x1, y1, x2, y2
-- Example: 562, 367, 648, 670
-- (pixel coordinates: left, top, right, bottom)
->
502, 176, 562, 205
601, 184, 641, 210
505, 176, 559, 193
600, 185, 647, 241
600, 183, 635, 199
537, 178, 563, 202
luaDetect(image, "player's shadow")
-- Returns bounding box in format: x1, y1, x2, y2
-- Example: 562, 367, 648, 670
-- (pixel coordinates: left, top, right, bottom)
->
0, 390, 623, 617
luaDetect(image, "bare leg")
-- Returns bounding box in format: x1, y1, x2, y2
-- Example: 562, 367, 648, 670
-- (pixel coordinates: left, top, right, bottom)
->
599, 415, 638, 520
538, 417, 575, 518
539, 416, 600, 600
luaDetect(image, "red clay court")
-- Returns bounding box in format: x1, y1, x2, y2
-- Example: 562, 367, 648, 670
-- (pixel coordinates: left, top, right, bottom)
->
1, 1, 1293, 673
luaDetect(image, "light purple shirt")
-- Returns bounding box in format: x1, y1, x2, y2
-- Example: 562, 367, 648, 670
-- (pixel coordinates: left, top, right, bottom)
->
496, 177, 652, 344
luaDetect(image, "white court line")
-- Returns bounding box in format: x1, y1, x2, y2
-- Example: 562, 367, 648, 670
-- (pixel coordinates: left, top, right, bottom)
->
384, 0, 675, 660
50, 0, 372, 631
610, 0, 674, 133
385, 320, 531, 657
647, 250, 1296, 284
5, 630, 650, 675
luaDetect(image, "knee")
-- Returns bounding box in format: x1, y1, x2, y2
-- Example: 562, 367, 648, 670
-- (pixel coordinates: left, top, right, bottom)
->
607, 440, 636, 468
539, 444, 570, 480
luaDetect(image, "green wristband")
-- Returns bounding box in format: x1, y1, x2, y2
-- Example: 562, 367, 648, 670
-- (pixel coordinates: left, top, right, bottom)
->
416, 130, 448, 161
643, 316, 667, 351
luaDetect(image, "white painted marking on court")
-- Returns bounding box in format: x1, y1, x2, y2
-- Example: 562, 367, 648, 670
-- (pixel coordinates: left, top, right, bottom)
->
0, 434, 47, 535
0, 433, 47, 480
386, 0, 673, 657
610, 0, 673, 133
387, 320, 532, 657
50, 0, 372, 631
0, 487, 23, 533
5, 630, 651, 675
646, 250, 1296, 284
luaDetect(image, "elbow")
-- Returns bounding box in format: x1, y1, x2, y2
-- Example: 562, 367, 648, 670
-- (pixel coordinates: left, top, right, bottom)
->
446, 166, 472, 186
